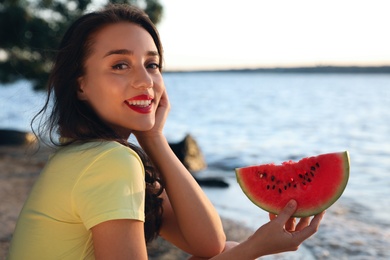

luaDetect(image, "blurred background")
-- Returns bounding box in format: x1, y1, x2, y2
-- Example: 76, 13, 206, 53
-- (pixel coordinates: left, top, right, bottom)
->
1, 0, 389, 259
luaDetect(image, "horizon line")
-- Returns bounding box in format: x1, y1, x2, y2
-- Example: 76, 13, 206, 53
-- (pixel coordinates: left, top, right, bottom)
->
163, 64, 390, 74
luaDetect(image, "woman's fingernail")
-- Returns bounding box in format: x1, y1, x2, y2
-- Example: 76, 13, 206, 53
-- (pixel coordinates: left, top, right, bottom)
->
288, 200, 297, 208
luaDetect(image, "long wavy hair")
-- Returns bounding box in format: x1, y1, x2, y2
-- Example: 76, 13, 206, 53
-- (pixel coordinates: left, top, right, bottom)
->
31, 4, 164, 243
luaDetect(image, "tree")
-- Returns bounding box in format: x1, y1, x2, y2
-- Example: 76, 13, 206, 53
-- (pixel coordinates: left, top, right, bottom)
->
0, 0, 163, 90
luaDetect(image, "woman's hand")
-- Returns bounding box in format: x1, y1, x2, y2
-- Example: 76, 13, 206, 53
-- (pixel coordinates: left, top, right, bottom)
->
152, 88, 170, 134
134, 89, 170, 141
207, 200, 324, 260
245, 200, 325, 258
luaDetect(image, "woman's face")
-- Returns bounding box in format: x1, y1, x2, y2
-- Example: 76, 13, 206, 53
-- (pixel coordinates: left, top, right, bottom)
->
78, 22, 164, 137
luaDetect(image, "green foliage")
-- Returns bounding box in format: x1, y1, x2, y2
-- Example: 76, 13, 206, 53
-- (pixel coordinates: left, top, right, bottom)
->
0, 0, 163, 90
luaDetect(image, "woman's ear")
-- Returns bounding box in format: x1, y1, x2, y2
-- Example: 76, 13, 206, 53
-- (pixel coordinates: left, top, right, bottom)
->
77, 77, 88, 100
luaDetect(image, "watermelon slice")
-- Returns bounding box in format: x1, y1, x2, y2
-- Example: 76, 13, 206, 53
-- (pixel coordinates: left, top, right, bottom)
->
235, 151, 350, 217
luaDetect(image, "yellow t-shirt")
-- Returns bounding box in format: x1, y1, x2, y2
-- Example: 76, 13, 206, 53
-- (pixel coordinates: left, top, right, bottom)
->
8, 141, 145, 260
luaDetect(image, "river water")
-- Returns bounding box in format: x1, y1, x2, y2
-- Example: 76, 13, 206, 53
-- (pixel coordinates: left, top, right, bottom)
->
1, 72, 390, 259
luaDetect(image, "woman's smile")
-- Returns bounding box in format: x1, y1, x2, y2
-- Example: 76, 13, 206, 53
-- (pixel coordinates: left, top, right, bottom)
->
125, 94, 154, 114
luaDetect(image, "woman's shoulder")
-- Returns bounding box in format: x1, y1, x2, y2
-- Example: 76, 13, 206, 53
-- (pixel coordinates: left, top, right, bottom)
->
60, 139, 128, 151
93, 141, 141, 160
56, 140, 141, 162
48, 140, 144, 178
95, 140, 138, 154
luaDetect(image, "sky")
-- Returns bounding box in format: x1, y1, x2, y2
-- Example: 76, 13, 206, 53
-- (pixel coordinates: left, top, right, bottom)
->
157, 0, 390, 70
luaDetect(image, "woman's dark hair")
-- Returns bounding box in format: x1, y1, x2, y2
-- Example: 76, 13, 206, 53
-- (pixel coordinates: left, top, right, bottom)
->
32, 4, 164, 243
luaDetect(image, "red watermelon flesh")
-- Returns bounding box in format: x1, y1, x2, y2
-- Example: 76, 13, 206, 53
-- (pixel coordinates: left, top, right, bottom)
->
235, 151, 350, 217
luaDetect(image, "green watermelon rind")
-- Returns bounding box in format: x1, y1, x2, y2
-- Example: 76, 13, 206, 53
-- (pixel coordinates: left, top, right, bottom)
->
235, 151, 350, 218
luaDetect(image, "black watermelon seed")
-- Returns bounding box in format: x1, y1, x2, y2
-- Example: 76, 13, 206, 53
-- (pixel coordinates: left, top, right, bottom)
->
299, 174, 303, 178
307, 178, 312, 182
310, 172, 315, 177
288, 183, 291, 188
284, 185, 287, 190
302, 182, 306, 185
311, 166, 316, 171
278, 188, 282, 194
266, 185, 270, 190
294, 184, 297, 188
272, 185, 275, 190
316, 162, 320, 168
271, 175, 275, 182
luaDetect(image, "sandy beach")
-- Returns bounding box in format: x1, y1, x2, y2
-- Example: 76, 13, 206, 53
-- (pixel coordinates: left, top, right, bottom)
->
0, 144, 253, 259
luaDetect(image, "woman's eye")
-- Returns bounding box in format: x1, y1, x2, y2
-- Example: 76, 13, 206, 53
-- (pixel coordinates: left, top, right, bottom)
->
147, 63, 160, 70
112, 63, 129, 70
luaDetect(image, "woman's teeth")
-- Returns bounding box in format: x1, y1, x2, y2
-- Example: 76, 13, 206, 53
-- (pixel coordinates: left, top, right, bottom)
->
126, 100, 151, 107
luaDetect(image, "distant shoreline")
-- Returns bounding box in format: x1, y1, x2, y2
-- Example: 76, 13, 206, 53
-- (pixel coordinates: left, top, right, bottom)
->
164, 65, 390, 74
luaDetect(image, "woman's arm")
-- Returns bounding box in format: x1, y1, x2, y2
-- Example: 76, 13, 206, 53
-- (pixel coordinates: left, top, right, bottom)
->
91, 219, 147, 260
138, 135, 226, 257
134, 90, 226, 258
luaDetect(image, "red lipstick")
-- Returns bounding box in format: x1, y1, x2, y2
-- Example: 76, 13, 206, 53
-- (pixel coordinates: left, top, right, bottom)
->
125, 94, 153, 114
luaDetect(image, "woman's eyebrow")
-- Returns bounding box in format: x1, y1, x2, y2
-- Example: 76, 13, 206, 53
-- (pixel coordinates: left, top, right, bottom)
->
147, 50, 159, 57
103, 49, 133, 57
103, 49, 159, 58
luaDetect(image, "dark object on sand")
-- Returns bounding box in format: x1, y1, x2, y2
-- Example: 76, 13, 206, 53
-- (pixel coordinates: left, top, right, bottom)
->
195, 177, 229, 188
169, 134, 229, 188
168, 134, 207, 172
0, 129, 36, 146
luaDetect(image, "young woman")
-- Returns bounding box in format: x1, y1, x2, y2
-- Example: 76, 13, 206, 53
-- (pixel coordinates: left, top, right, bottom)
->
8, 4, 324, 259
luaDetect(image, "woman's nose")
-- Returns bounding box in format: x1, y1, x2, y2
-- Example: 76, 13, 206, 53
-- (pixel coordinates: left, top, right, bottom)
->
131, 67, 153, 89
